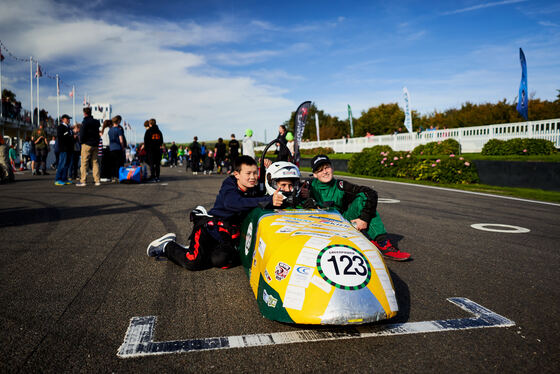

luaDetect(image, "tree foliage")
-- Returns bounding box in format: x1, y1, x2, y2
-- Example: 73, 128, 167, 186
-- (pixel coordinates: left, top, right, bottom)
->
289, 94, 560, 140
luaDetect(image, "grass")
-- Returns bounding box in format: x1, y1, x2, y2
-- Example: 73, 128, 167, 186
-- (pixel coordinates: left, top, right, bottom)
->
300, 167, 560, 204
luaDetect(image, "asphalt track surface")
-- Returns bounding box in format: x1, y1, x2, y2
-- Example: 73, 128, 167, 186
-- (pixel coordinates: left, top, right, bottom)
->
1, 167, 559, 373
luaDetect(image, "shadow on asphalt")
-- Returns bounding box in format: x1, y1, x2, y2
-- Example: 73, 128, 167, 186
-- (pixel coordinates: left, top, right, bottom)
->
0, 203, 160, 227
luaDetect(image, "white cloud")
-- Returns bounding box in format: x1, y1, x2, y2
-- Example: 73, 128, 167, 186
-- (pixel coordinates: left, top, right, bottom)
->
441, 0, 528, 16
539, 21, 559, 27
0, 0, 294, 142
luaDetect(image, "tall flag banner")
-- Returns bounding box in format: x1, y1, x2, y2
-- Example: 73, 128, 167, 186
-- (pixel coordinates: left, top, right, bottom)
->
516, 48, 528, 120
347, 104, 354, 137
403, 87, 413, 133
0, 50, 4, 61
35, 65, 42, 78
293, 101, 311, 166
69, 89, 73, 98
315, 112, 320, 141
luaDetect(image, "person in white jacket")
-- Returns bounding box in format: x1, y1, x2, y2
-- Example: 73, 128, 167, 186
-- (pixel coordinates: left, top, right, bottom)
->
242, 129, 255, 159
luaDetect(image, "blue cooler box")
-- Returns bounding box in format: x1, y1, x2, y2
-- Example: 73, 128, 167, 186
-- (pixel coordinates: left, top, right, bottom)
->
119, 165, 146, 183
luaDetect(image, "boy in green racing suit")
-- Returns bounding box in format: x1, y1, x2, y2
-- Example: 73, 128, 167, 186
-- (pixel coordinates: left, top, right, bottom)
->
306, 155, 411, 261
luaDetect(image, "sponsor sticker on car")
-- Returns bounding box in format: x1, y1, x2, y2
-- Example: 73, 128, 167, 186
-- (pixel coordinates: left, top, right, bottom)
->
275, 262, 291, 281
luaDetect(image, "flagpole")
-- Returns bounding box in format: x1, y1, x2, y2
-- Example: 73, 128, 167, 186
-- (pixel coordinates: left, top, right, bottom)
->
72, 85, 75, 125
56, 74, 60, 126
36, 60, 39, 125
30, 57, 33, 125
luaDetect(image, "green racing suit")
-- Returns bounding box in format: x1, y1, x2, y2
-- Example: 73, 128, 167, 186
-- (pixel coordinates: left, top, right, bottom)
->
310, 178, 387, 240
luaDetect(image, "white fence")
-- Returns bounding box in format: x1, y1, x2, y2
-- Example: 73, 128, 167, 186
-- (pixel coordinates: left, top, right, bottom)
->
257, 118, 560, 154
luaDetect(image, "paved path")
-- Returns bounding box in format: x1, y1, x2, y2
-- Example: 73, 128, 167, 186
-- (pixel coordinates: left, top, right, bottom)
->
1, 168, 558, 372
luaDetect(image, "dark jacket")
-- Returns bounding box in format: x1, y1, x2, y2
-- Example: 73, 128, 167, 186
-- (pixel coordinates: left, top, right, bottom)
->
144, 125, 163, 152
80, 115, 101, 146
190, 141, 201, 157
209, 176, 272, 223
276, 133, 290, 161
229, 139, 239, 158
57, 123, 74, 153
203, 155, 215, 170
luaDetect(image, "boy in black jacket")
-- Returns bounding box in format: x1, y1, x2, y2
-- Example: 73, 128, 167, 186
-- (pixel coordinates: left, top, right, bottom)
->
147, 156, 283, 270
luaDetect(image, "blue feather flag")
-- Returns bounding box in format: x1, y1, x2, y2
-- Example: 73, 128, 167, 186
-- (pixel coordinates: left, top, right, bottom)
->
516, 48, 528, 120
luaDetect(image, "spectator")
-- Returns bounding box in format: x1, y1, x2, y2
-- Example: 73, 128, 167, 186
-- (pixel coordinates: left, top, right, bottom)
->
169, 141, 178, 167
21, 136, 31, 170
8, 144, 17, 172
214, 137, 226, 174
229, 134, 239, 164
50, 136, 58, 170
190, 136, 201, 175
29, 135, 37, 175
32, 124, 49, 175
129, 144, 136, 163
203, 149, 215, 174
77, 106, 101, 187
276, 124, 289, 161
144, 118, 163, 182
242, 129, 255, 158
286, 132, 294, 156
69, 123, 81, 181
177, 145, 185, 165
201, 142, 206, 156
0, 138, 15, 183
108, 115, 126, 181
54, 114, 74, 186
100, 119, 112, 182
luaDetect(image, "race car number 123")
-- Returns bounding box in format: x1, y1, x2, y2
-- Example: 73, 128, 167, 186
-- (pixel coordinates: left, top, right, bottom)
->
317, 245, 372, 290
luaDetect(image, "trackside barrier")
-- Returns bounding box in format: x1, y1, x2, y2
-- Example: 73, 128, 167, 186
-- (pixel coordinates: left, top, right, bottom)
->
256, 118, 560, 153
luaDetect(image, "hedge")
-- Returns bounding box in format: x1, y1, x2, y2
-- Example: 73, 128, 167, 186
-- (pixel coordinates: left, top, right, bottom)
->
411, 139, 461, 155
481, 138, 557, 155
349, 146, 478, 184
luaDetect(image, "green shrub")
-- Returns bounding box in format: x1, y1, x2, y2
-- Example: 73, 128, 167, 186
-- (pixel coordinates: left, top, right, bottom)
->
482, 138, 557, 155
481, 139, 507, 155
349, 147, 478, 184
412, 139, 461, 155
300, 147, 335, 155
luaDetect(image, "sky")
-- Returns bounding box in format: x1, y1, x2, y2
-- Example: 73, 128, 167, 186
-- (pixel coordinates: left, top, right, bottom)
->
0, 0, 559, 143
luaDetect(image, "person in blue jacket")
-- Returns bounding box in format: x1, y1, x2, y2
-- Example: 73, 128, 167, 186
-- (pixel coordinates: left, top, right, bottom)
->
147, 155, 283, 270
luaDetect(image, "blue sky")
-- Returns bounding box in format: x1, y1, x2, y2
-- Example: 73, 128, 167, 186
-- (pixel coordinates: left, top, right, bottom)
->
1, 0, 559, 143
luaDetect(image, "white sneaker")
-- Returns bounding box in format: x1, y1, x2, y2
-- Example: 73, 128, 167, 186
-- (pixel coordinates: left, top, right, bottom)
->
76, 183, 86, 187
147, 233, 177, 257
100, 178, 110, 182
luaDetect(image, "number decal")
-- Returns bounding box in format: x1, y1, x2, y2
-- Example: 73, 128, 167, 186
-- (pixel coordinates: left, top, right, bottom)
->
327, 256, 340, 275
340, 255, 356, 275
317, 245, 372, 290
353, 255, 368, 276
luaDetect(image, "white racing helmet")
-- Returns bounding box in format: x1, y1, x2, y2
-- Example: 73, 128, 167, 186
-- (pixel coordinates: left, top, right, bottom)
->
265, 161, 301, 195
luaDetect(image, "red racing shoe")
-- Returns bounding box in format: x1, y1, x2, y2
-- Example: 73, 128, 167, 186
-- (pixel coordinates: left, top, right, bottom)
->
371, 238, 411, 261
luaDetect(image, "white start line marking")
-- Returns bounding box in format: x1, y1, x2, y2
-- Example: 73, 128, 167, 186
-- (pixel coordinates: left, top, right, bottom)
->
378, 198, 400, 204
470, 223, 530, 233
117, 297, 514, 358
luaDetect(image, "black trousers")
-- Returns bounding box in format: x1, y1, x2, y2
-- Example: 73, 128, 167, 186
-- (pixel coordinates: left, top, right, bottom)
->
110, 150, 124, 178
35, 148, 48, 171
147, 150, 161, 179
165, 240, 235, 271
